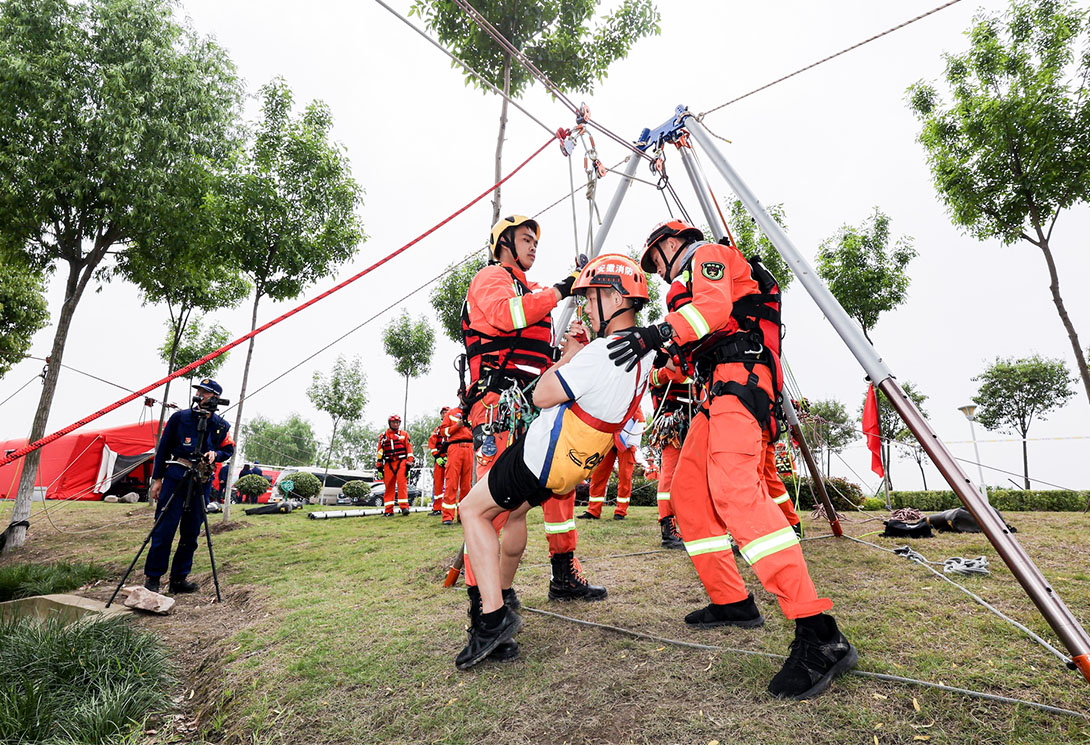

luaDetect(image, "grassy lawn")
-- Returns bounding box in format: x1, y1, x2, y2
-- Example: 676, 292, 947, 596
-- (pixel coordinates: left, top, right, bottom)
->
2, 501, 1089, 744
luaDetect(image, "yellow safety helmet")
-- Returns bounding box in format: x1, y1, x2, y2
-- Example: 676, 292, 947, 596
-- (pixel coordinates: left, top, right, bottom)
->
489, 215, 540, 259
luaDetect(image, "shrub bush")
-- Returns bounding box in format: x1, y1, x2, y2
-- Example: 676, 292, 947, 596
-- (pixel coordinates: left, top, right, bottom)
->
342, 480, 369, 501
861, 497, 885, 511
277, 470, 321, 500
890, 489, 1088, 512
235, 474, 271, 500
0, 561, 109, 602
782, 475, 864, 511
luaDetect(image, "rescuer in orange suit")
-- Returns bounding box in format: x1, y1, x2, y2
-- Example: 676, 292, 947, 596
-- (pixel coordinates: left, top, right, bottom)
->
578, 409, 643, 520
459, 215, 606, 644
428, 406, 451, 515
376, 414, 414, 516
439, 406, 474, 526
647, 363, 694, 549
605, 220, 856, 700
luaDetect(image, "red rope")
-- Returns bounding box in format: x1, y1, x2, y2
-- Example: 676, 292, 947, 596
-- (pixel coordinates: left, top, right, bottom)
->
1, 134, 559, 469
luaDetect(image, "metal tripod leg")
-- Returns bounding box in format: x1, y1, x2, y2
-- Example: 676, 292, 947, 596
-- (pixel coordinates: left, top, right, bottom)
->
106, 486, 183, 608
195, 488, 223, 603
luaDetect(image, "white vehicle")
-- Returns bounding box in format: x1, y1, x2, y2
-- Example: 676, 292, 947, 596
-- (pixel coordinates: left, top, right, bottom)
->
273, 467, 376, 504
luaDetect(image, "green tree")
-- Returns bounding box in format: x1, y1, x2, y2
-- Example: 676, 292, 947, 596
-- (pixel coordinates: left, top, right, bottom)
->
972, 355, 1075, 488
329, 420, 383, 471
123, 184, 250, 443
0, 262, 49, 377
798, 398, 856, 474
430, 252, 487, 343
383, 311, 437, 426
909, 0, 1090, 407
859, 381, 927, 491
216, 78, 365, 521
728, 199, 793, 291
240, 414, 319, 467
153, 315, 234, 444
307, 355, 367, 488
0, 0, 242, 551
411, 0, 659, 222
816, 208, 916, 344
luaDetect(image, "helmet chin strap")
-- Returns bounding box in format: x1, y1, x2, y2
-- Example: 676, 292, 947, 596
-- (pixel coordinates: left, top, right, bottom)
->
593, 293, 628, 338
656, 243, 680, 282
501, 241, 528, 272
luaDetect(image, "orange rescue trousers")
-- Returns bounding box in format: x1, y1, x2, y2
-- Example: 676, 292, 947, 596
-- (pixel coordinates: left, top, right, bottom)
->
432, 463, 446, 511
656, 443, 681, 521
762, 429, 800, 527
670, 363, 831, 619
586, 445, 636, 518
441, 442, 473, 522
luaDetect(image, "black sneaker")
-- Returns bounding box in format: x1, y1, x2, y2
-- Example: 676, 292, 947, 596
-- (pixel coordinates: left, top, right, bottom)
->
576, 511, 599, 520
684, 593, 765, 629
143, 575, 160, 593
490, 640, 520, 662
382, 512, 395, 517
429, 510, 442, 516
791, 522, 803, 538
502, 587, 521, 611
441, 519, 453, 526
612, 513, 626, 521
168, 576, 199, 594
400, 508, 410, 516
768, 614, 858, 700
455, 607, 523, 670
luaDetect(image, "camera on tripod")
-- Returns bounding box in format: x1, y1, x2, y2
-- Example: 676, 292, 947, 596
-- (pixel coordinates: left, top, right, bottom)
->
192, 394, 230, 412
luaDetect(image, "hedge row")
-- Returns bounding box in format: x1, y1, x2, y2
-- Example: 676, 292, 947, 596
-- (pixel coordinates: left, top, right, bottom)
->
890, 489, 1088, 512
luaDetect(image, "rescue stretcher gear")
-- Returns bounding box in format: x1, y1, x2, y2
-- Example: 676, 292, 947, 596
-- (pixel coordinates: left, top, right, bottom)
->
489, 214, 540, 260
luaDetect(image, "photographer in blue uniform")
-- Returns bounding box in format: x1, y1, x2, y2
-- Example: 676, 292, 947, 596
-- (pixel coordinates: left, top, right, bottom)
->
143, 379, 234, 594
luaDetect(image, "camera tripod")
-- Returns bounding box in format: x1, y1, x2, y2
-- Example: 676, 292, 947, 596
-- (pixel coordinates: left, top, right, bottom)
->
107, 403, 223, 607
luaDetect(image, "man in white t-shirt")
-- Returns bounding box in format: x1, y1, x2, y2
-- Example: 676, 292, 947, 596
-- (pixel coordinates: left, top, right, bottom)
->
454, 254, 654, 670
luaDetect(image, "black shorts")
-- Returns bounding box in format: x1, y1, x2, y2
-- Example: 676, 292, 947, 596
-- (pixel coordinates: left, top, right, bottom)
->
487, 435, 553, 510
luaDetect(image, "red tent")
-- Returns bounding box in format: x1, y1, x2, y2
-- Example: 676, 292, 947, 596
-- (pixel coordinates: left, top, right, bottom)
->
0, 421, 158, 501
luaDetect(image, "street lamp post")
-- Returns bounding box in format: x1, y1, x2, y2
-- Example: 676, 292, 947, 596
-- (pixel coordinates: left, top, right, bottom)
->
958, 404, 989, 504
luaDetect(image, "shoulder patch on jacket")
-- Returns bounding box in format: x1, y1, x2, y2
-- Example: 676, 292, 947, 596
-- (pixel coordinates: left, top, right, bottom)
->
701, 261, 725, 281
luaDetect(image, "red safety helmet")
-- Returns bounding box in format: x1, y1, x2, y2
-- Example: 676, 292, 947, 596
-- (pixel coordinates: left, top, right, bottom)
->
439, 406, 450, 416
572, 254, 649, 306
388, 414, 401, 427
640, 219, 704, 273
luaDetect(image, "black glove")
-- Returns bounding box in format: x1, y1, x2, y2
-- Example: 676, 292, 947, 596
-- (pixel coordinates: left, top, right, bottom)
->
607, 324, 666, 371
553, 267, 581, 299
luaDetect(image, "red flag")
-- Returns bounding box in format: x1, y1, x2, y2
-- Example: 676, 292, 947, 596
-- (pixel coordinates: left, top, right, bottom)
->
862, 383, 884, 478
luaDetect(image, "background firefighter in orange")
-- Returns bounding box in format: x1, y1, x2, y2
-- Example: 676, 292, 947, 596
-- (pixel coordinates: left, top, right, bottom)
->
605, 219, 857, 701
439, 405, 473, 526
376, 414, 414, 516
578, 409, 643, 520
647, 364, 694, 549
428, 406, 451, 515
459, 214, 606, 623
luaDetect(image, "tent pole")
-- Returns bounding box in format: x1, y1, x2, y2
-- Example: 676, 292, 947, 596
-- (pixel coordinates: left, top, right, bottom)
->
685, 113, 1090, 683
553, 152, 641, 337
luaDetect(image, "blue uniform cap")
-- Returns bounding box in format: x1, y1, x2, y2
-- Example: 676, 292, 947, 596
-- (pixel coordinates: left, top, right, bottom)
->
193, 378, 223, 395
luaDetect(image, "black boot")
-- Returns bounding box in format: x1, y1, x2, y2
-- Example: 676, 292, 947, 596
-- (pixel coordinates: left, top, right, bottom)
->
169, 576, 199, 594
467, 586, 521, 663
143, 575, 160, 593
684, 593, 764, 628
455, 604, 522, 670
576, 511, 598, 520
660, 516, 684, 549
768, 614, 857, 700
791, 522, 803, 538
548, 552, 607, 601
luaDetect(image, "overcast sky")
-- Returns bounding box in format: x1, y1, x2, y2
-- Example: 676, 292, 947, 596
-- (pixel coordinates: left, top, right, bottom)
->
4, 0, 1089, 494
